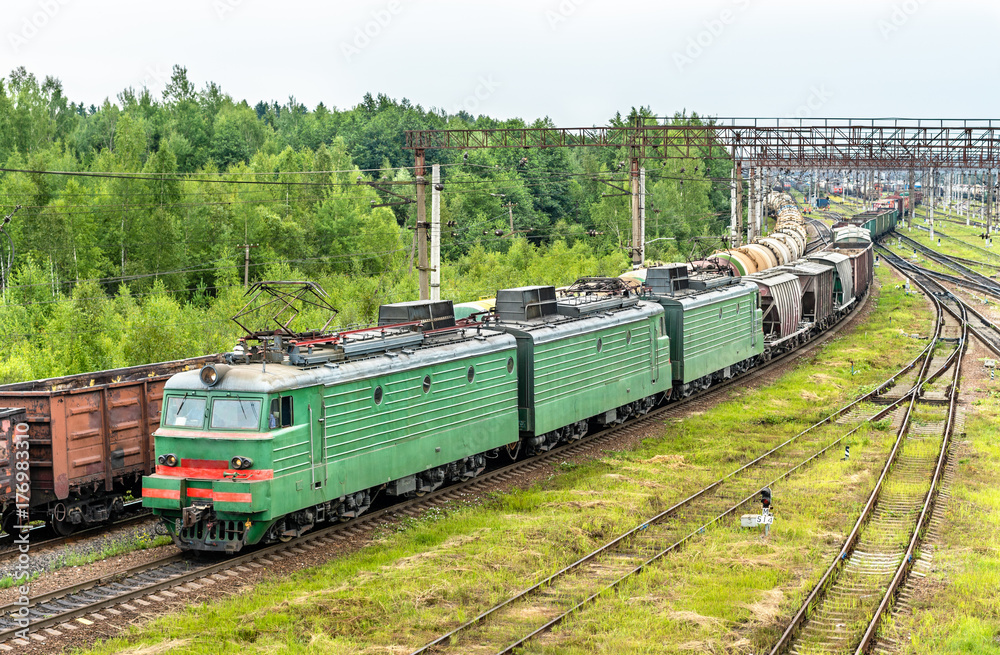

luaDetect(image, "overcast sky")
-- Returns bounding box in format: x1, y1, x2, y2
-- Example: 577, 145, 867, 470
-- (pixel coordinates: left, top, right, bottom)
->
3, 0, 995, 125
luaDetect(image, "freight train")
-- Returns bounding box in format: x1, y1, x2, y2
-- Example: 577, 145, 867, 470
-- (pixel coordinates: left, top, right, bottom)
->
0, 194, 890, 548
138, 195, 889, 554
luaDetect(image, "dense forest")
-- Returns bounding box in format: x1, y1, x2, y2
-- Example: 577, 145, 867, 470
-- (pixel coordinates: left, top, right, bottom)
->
0, 65, 732, 383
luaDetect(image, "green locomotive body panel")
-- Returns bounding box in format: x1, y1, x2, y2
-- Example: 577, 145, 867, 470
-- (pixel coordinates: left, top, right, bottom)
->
143, 326, 518, 550
651, 281, 764, 384
319, 344, 518, 496
498, 300, 671, 436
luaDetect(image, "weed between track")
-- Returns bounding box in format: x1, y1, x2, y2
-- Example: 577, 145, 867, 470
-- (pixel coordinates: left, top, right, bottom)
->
78, 266, 945, 654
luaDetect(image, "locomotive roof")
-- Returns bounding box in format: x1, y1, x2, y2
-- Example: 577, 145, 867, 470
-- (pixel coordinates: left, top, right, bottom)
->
649, 278, 759, 308
164, 327, 516, 394
488, 299, 663, 344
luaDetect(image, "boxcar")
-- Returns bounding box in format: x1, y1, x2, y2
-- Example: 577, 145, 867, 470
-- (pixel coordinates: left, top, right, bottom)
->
0, 355, 220, 533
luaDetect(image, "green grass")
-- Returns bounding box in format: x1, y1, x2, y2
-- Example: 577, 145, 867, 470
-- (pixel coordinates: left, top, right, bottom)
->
0, 570, 40, 589
53, 533, 173, 569
73, 268, 938, 655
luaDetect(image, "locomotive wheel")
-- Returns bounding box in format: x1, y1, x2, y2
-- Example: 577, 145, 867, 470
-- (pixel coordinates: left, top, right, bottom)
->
50, 503, 76, 536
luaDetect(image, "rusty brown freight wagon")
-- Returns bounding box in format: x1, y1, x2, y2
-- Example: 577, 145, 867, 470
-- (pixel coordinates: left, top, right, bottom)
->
0, 356, 219, 534
0, 408, 28, 522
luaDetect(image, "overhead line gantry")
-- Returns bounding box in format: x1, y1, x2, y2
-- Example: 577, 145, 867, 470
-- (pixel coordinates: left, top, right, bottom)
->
405, 117, 1000, 298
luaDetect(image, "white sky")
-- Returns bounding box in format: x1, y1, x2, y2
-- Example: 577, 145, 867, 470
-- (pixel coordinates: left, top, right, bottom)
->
3, 0, 996, 125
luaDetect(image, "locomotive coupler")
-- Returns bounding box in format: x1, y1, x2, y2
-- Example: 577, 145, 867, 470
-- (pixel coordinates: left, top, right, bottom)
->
182, 503, 211, 529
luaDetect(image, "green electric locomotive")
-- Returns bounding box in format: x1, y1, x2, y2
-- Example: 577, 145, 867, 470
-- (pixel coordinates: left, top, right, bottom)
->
144, 299, 519, 552
143, 284, 673, 552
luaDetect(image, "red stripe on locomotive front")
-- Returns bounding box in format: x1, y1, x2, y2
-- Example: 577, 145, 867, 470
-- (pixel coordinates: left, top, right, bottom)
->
155, 465, 273, 480
181, 488, 253, 503
142, 488, 181, 500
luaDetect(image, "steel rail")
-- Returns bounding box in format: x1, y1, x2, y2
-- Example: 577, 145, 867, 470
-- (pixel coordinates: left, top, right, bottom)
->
853, 266, 968, 654
894, 231, 1000, 294
767, 265, 947, 655
883, 249, 1000, 358
407, 300, 933, 655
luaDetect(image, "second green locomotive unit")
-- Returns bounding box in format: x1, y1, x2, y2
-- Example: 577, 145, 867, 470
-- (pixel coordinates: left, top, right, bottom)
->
143, 285, 675, 552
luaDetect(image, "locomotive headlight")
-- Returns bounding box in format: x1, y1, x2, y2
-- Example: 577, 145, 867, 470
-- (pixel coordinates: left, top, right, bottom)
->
231, 456, 253, 470
158, 453, 179, 467
199, 363, 230, 387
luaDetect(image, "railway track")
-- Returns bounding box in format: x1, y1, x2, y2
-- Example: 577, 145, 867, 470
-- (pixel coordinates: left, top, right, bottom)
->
880, 247, 1000, 358
399, 313, 936, 653
769, 254, 966, 655
0, 287, 880, 645
0, 504, 152, 564
895, 230, 1000, 292
805, 217, 833, 254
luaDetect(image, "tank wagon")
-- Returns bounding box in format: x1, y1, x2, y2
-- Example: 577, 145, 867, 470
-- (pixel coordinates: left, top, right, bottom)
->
144, 288, 672, 552
706, 192, 808, 276
0, 356, 220, 534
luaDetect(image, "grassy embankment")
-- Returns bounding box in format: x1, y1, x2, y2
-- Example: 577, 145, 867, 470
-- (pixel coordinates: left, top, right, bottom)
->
78, 266, 935, 654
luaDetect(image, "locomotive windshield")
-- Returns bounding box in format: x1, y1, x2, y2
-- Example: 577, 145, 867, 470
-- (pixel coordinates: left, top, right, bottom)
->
210, 398, 263, 430
164, 395, 206, 428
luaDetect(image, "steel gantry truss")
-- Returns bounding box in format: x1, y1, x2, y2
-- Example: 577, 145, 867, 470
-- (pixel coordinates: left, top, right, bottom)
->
402, 118, 1000, 296
406, 118, 1000, 169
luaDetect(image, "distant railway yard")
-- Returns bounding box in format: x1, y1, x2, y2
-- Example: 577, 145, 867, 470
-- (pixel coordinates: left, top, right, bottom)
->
0, 194, 997, 654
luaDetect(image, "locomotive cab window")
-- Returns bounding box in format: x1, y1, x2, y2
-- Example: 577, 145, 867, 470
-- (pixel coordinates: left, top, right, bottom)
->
164, 395, 206, 428
269, 396, 293, 429
210, 398, 262, 430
